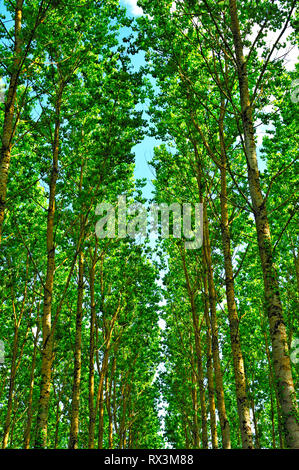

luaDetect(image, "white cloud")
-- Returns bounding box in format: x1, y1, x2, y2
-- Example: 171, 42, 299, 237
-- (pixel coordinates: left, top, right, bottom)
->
123, 0, 143, 16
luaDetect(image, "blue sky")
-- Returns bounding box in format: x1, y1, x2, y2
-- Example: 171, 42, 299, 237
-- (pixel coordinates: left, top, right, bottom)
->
118, 1, 163, 201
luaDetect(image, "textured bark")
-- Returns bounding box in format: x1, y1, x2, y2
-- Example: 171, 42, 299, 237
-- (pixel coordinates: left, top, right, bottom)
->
9, 395, 19, 447
23, 313, 40, 449
78, 213, 103, 442
88, 248, 97, 449
229, 0, 299, 448
98, 387, 105, 449
96, 348, 111, 448
2, 327, 19, 448
69, 251, 84, 449
195, 337, 207, 449
35, 83, 64, 448
260, 311, 285, 448
190, 346, 201, 448
105, 358, 116, 449
3, 256, 29, 448
0, 0, 23, 244
181, 247, 208, 448
203, 202, 231, 448
119, 381, 132, 449
219, 106, 253, 448
96, 294, 121, 448
203, 273, 218, 449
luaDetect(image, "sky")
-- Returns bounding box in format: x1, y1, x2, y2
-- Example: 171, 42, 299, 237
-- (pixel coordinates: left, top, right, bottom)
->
118, 1, 163, 201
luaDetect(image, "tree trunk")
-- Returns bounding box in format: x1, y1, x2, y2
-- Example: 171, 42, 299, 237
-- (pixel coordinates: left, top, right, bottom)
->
190, 346, 201, 448
35, 82, 64, 448
0, 0, 23, 243
181, 246, 208, 448
218, 105, 253, 448
229, 0, 299, 448
88, 245, 97, 448
203, 273, 218, 449
203, 202, 231, 448
23, 312, 40, 449
69, 251, 84, 449
2, 327, 19, 448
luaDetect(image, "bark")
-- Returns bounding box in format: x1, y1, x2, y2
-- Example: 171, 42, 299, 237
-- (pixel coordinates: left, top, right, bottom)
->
260, 310, 285, 448
0, 0, 23, 243
23, 310, 40, 449
2, 326, 19, 448
3, 255, 29, 448
181, 247, 208, 448
96, 346, 112, 448
69, 251, 84, 449
105, 358, 116, 449
98, 387, 105, 449
190, 346, 201, 448
203, 202, 231, 448
218, 104, 253, 448
229, 0, 299, 448
35, 82, 64, 448
95, 295, 121, 448
9, 395, 19, 447
203, 273, 218, 449
88, 244, 98, 448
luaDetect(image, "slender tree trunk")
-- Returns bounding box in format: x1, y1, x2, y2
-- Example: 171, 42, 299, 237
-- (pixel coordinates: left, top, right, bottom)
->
0, 0, 23, 243
218, 105, 253, 448
106, 357, 116, 449
98, 388, 105, 449
181, 247, 208, 448
9, 395, 19, 447
54, 404, 60, 449
229, 0, 299, 448
106, 376, 114, 449
203, 202, 231, 448
96, 346, 112, 448
88, 245, 97, 448
203, 273, 218, 449
35, 82, 64, 448
190, 346, 201, 448
195, 336, 208, 449
69, 251, 84, 449
2, 327, 19, 448
23, 311, 40, 449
